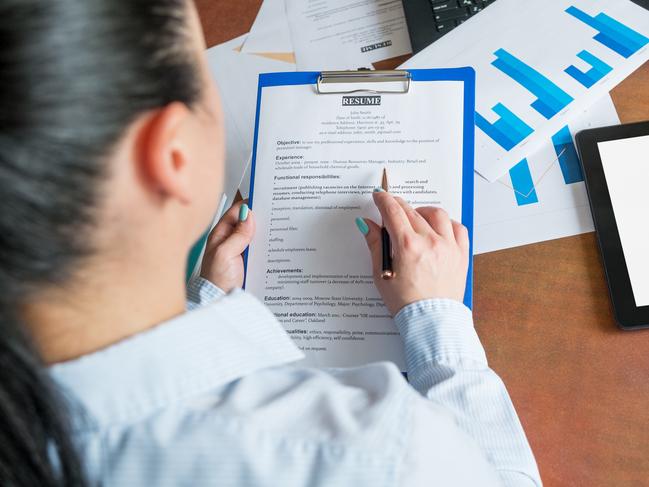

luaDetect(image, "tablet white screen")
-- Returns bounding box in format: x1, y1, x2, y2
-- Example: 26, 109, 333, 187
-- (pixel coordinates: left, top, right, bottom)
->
598, 135, 649, 307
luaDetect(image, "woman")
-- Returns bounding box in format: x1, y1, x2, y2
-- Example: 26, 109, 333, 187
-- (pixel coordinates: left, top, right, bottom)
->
0, 0, 541, 486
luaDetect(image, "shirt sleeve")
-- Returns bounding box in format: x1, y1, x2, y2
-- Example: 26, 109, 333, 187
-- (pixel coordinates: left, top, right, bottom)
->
186, 277, 227, 310
394, 299, 542, 487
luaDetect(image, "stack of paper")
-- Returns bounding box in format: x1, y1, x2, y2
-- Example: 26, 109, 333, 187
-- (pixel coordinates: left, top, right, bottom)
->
205, 35, 294, 208
402, 0, 649, 181
206, 0, 649, 258
473, 96, 619, 254
402, 0, 649, 252
241, 0, 293, 56
188, 35, 295, 279
284, 0, 412, 70
242, 0, 412, 70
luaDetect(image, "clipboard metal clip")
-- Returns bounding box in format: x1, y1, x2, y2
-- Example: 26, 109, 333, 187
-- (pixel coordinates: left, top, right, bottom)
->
316, 70, 411, 95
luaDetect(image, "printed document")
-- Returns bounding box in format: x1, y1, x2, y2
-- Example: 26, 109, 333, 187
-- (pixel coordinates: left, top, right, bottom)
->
188, 37, 291, 279
474, 95, 620, 254
402, 0, 649, 181
241, 0, 294, 55
245, 77, 468, 368
205, 35, 291, 205
285, 0, 412, 70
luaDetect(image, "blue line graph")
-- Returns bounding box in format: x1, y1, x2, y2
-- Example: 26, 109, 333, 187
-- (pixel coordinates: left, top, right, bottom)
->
566, 6, 649, 58
492, 48, 574, 119
475, 103, 534, 151
565, 50, 613, 88
552, 125, 583, 184
509, 159, 539, 206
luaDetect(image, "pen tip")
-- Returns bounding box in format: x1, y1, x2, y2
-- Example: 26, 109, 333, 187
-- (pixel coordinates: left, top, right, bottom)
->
381, 168, 388, 192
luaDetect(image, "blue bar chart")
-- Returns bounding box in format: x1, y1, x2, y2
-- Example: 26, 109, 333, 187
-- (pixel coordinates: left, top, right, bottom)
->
551, 125, 583, 184
565, 50, 613, 88
509, 159, 539, 206
505, 125, 585, 205
491, 48, 574, 119
566, 6, 649, 58
416, 0, 649, 181
475, 103, 534, 151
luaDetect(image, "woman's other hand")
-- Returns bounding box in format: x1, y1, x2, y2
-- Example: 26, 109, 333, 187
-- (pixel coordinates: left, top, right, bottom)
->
201, 201, 254, 292
356, 191, 469, 316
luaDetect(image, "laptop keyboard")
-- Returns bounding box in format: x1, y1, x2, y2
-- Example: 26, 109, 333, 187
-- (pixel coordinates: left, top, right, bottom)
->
430, 0, 496, 35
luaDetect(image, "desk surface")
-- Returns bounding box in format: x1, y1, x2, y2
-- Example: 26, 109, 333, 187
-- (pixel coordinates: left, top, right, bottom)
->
195, 2, 649, 484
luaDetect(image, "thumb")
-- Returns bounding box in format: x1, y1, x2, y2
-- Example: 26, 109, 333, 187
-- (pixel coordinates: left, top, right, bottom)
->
217, 207, 256, 257
355, 217, 382, 276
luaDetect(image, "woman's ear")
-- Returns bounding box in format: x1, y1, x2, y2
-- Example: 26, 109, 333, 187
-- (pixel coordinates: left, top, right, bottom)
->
135, 101, 194, 204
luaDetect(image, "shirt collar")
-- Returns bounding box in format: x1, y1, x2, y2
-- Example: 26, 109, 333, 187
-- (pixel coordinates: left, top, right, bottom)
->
49, 289, 304, 429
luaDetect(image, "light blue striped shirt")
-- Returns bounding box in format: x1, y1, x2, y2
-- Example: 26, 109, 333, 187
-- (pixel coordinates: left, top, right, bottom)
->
50, 277, 541, 486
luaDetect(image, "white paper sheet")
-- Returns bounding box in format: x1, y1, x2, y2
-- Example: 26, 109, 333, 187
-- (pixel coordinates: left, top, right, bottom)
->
285, 0, 413, 70
205, 35, 294, 207
188, 37, 295, 278
241, 0, 294, 55
239, 155, 253, 200
245, 79, 468, 368
474, 95, 621, 254
188, 194, 228, 280
401, 0, 649, 182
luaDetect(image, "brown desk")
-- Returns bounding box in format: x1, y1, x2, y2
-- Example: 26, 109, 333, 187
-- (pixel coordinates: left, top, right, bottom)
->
195, 2, 649, 484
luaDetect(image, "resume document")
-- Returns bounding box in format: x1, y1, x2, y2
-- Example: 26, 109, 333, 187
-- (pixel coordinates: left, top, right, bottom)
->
246, 78, 469, 368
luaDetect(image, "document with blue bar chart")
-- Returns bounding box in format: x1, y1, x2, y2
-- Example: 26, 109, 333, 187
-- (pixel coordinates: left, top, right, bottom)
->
403, 0, 649, 182
244, 70, 474, 369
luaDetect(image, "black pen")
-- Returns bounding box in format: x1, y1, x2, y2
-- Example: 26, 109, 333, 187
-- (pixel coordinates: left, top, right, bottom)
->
380, 168, 394, 280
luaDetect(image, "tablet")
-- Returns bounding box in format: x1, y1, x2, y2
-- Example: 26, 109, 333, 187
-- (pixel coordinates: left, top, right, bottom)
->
576, 121, 649, 331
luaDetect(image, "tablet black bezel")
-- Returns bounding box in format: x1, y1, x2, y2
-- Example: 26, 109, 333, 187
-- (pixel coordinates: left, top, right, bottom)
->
576, 121, 649, 331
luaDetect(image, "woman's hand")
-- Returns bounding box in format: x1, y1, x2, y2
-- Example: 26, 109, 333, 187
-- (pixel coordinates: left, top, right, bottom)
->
200, 201, 254, 293
356, 191, 469, 316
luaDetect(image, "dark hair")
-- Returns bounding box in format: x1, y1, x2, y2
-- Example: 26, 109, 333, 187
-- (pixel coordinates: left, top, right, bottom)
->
0, 1, 202, 484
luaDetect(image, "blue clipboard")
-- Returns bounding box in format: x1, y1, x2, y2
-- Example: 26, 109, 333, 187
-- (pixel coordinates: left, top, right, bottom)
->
246, 68, 476, 308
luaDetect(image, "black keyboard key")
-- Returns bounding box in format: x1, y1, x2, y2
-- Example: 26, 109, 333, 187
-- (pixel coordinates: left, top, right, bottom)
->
405, 0, 499, 54
432, 2, 458, 13
435, 8, 469, 22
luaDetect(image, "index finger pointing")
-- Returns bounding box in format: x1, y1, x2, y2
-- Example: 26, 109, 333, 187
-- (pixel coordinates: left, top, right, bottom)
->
372, 191, 413, 243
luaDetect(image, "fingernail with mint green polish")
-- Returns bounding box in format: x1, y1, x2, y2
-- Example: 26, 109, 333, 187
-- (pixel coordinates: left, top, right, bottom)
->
239, 203, 249, 222
355, 217, 369, 236
373, 187, 385, 193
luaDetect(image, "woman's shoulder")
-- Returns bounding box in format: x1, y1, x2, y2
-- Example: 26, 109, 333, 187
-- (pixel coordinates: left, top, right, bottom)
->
81, 362, 421, 486
214, 361, 416, 440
